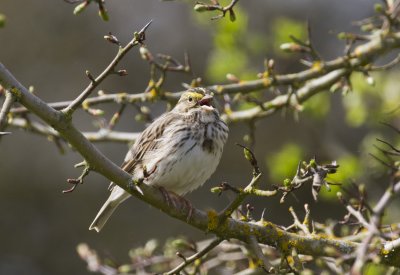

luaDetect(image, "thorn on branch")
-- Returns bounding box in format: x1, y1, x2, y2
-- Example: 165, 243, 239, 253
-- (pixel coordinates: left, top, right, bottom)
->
135, 19, 153, 44
381, 121, 400, 134
369, 153, 398, 171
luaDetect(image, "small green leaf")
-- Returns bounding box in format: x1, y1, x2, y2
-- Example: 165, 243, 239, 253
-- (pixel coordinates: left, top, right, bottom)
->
99, 9, 109, 21
0, 14, 6, 28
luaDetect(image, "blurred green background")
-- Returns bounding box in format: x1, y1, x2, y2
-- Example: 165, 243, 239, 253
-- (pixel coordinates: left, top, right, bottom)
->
1, 0, 400, 274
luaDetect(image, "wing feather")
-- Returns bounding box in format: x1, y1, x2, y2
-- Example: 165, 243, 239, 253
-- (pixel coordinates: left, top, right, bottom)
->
120, 111, 178, 174
108, 112, 178, 191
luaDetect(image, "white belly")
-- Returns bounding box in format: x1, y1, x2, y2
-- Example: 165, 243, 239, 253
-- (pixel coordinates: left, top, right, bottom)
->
144, 138, 222, 195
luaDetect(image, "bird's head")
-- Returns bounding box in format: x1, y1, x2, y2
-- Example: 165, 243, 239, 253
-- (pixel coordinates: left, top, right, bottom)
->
174, 88, 215, 114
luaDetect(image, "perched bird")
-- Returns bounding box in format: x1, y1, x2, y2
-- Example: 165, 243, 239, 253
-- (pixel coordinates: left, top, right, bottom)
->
89, 88, 229, 232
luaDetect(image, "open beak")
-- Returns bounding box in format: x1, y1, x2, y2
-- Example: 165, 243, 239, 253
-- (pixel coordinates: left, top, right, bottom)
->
198, 95, 213, 106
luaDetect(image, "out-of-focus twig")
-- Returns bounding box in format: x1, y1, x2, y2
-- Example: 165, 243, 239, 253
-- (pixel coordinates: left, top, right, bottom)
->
0, 88, 15, 135
165, 238, 223, 275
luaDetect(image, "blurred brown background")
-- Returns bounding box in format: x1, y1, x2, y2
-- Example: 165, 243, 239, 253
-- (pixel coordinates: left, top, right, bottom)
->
0, 0, 385, 274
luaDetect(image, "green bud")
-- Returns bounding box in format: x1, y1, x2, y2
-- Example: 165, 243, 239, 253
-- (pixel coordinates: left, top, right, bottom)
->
309, 158, 317, 168
283, 178, 291, 187
229, 9, 236, 22
243, 147, 254, 164
280, 43, 294, 52
279, 43, 301, 53
337, 32, 347, 40
358, 184, 366, 195
374, 3, 383, 13
135, 114, 144, 122
140, 106, 151, 115
139, 46, 151, 60
118, 265, 132, 273
194, 4, 208, 12
0, 14, 6, 28
73, 2, 88, 15
330, 82, 341, 93
361, 23, 374, 32
211, 186, 223, 193
366, 75, 375, 86
99, 9, 109, 21
144, 239, 158, 254
171, 238, 190, 249
88, 108, 104, 116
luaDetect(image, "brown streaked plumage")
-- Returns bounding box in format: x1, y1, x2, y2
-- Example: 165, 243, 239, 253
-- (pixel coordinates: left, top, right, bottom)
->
89, 88, 228, 232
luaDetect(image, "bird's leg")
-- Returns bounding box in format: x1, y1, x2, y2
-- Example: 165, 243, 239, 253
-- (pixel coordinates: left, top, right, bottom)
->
143, 165, 157, 179
183, 198, 194, 223
158, 186, 177, 209
157, 187, 193, 222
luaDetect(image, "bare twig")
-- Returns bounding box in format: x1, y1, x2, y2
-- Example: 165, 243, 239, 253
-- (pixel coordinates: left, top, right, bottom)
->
64, 161, 91, 193
62, 20, 152, 116
165, 238, 223, 275
194, 0, 240, 21
11, 28, 400, 119
0, 89, 15, 133
8, 117, 139, 143
351, 180, 400, 274
288, 206, 311, 235
247, 236, 272, 272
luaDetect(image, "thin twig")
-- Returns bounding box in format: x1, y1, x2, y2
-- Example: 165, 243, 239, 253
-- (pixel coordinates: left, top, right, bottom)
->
11, 28, 400, 118
165, 238, 223, 275
351, 180, 400, 274
8, 117, 139, 143
0, 89, 15, 132
247, 236, 272, 272
62, 20, 153, 116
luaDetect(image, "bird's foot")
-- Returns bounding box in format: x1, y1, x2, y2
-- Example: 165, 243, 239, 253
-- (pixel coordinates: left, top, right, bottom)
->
158, 187, 193, 223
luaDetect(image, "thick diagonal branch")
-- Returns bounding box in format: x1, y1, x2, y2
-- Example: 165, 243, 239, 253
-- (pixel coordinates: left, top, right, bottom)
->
2, 63, 400, 268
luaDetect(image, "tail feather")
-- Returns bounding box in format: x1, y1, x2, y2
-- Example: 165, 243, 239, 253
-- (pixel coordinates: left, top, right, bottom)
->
89, 186, 130, 232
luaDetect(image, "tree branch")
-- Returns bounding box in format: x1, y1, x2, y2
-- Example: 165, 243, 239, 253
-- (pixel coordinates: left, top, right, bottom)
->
165, 238, 223, 275
0, 88, 16, 133
8, 117, 139, 143
11, 30, 400, 121
2, 62, 400, 268
62, 19, 152, 116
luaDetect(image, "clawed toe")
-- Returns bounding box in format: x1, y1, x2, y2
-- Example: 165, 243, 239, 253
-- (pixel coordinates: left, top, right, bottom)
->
157, 187, 193, 222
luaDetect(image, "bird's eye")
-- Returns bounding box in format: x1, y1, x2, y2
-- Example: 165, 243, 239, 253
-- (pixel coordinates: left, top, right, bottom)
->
188, 97, 193, 102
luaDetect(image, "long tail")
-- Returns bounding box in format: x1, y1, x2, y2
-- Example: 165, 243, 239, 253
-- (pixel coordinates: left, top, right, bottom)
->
89, 186, 130, 232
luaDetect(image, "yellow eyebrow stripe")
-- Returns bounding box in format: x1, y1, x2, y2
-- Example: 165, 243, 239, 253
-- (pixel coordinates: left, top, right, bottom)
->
186, 92, 204, 101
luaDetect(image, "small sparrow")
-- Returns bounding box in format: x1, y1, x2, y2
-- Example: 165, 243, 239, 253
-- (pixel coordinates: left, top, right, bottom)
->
89, 88, 228, 232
